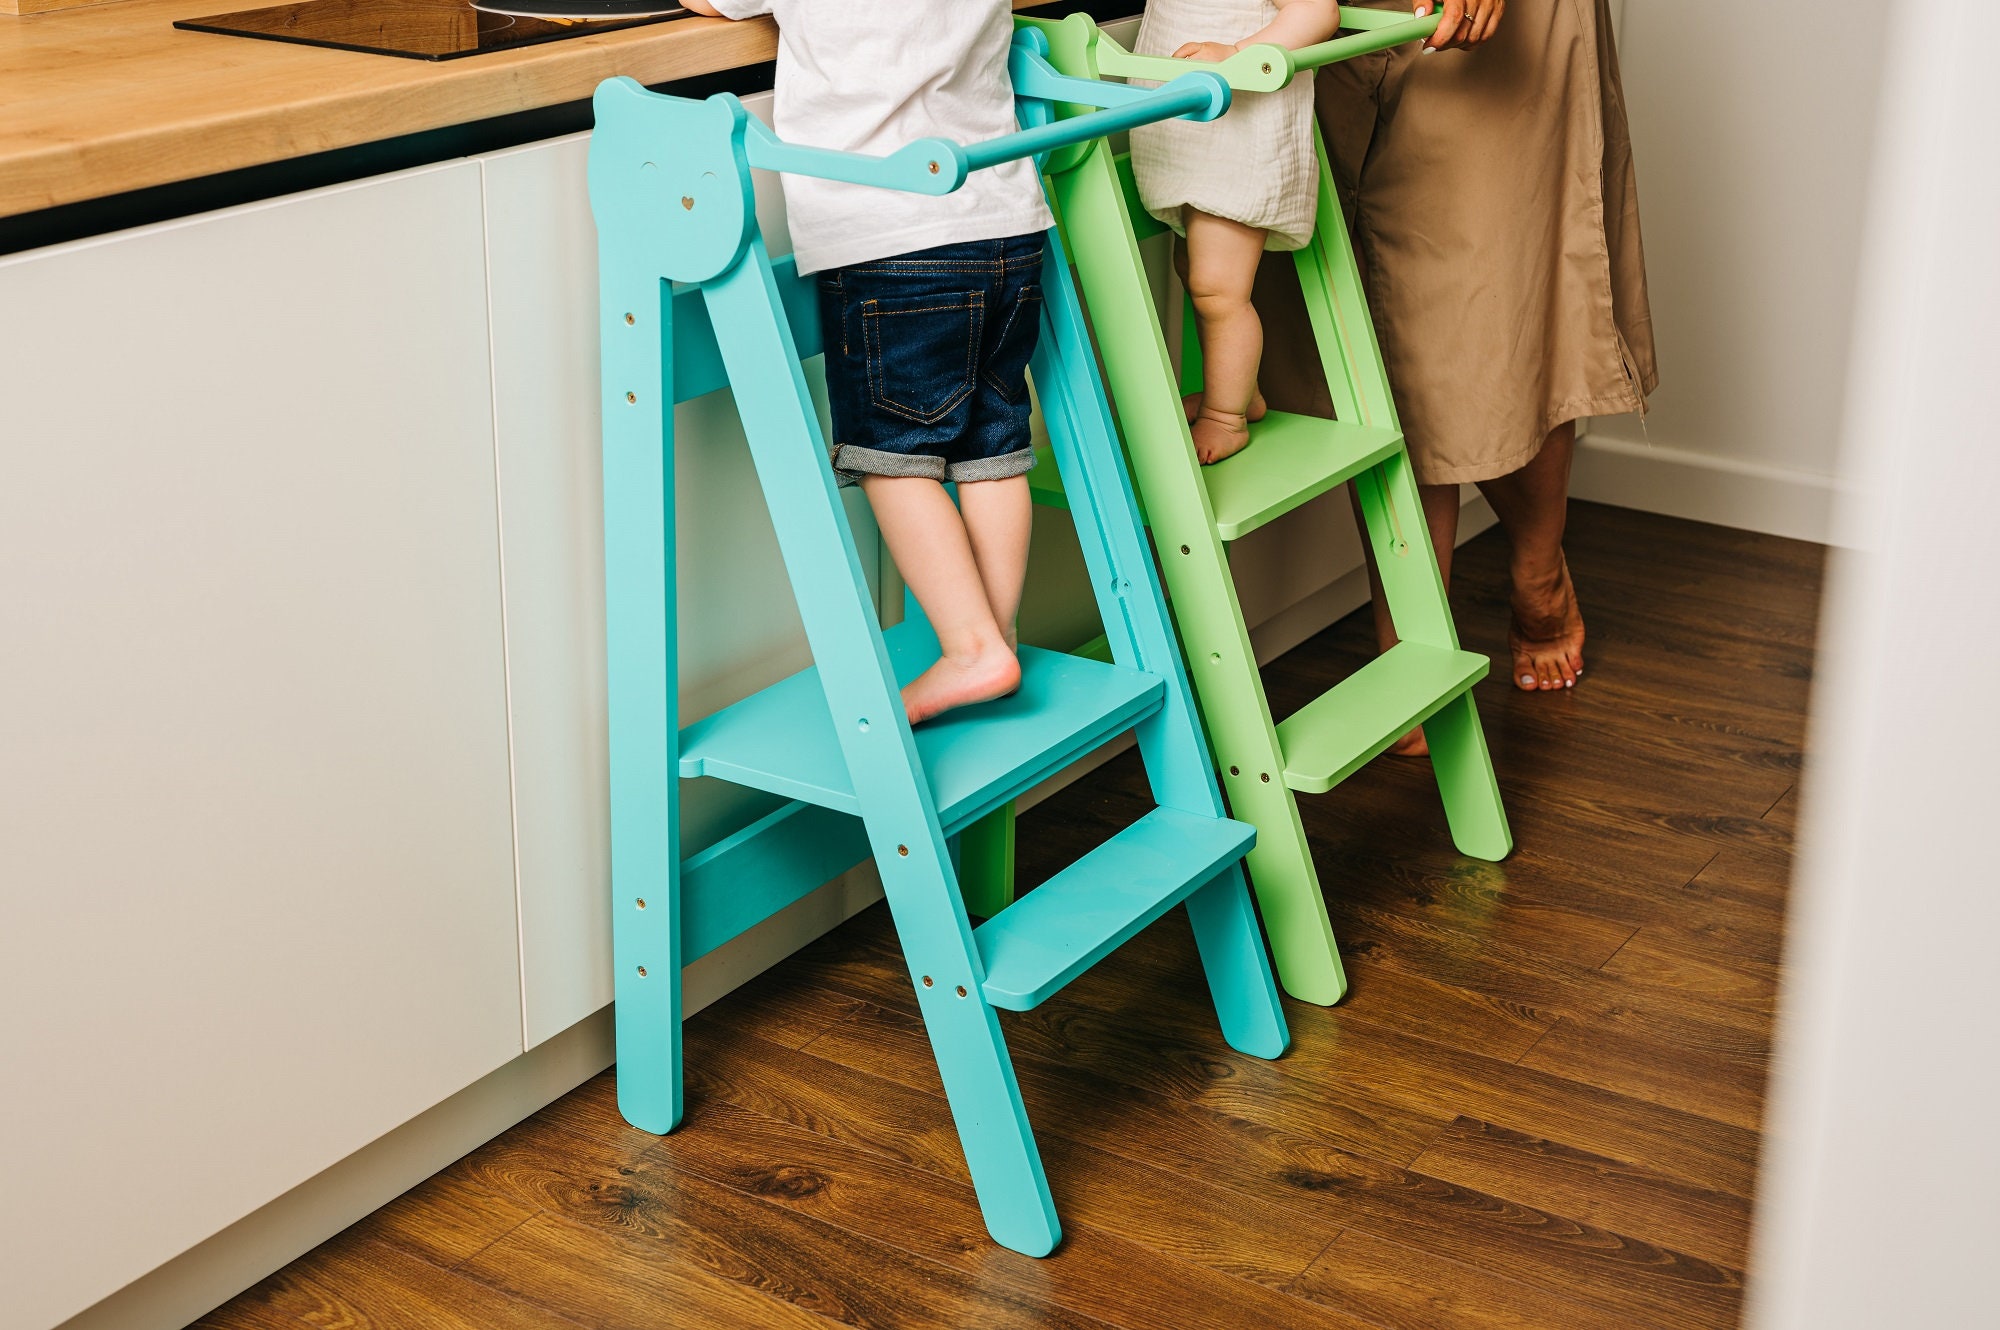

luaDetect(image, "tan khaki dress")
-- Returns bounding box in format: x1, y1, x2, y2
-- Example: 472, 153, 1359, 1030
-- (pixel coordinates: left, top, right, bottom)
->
1256, 0, 1658, 484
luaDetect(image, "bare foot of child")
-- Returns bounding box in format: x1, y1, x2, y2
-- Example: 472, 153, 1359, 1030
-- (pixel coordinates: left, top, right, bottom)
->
1508, 558, 1586, 691
1183, 387, 1267, 424
1191, 408, 1253, 465
902, 644, 1022, 725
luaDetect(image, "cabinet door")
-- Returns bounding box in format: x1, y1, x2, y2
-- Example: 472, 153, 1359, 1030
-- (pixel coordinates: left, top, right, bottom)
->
481, 107, 886, 1049
0, 162, 522, 1330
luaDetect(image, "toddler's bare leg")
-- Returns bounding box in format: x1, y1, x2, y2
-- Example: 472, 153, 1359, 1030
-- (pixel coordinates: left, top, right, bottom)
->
1183, 210, 1268, 464
861, 475, 1021, 725
1174, 238, 1266, 425
956, 475, 1032, 652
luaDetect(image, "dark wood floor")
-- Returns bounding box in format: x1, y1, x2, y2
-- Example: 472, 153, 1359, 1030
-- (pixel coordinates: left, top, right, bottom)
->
199, 501, 1821, 1330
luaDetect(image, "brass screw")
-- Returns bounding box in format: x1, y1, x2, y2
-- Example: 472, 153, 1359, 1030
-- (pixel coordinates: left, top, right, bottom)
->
1229, 765, 1240, 776
636, 965, 647, 977
955, 985, 968, 998
636, 898, 647, 910
922, 975, 934, 987
624, 313, 635, 325
625, 391, 636, 404
927, 161, 940, 175
1261, 772, 1271, 783
681, 195, 695, 210
1179, 544, 1191, 554
897, 844, 909, 856
1261, 61, 1273, 74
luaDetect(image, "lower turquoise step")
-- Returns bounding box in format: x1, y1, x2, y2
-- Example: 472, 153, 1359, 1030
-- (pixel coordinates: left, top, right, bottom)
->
975, 806, 1255, 1010
1276, 641, 1489, 794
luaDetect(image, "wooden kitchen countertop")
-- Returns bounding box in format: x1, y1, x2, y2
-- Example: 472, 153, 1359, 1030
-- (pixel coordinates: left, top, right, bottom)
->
0, 1, 799, 218
1, 1, 1081, 221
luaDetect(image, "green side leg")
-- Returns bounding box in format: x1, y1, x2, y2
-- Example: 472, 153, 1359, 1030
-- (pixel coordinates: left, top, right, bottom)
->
1050, 138, 1348, 1006
957, 802, 1017, 919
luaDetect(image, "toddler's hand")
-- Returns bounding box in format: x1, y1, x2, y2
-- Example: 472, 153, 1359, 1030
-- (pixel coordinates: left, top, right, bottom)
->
1171, 41, 1239, 63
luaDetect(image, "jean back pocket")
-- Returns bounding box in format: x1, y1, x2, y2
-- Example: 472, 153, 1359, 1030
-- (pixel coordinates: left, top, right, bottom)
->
862, 292, 985, 425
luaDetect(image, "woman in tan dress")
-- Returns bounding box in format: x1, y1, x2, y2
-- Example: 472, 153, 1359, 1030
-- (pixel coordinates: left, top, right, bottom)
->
1259, 0, 1657, 712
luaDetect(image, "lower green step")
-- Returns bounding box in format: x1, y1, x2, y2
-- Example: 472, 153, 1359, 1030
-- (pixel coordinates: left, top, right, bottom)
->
1276, 641, 1489, 793
975, 806, 1256, 1011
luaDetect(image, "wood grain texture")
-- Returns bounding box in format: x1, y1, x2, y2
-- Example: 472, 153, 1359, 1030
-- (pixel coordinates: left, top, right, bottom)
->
198, 503, 1819, 1329
0, 0, 1058, 218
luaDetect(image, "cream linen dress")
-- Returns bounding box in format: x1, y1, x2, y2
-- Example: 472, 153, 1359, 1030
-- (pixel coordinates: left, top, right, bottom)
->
1127, 0, 1319, 251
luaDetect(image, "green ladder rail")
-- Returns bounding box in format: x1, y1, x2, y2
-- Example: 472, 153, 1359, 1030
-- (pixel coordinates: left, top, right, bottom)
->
1016, 12, 1514, 1007
588, 32, 1285, 1258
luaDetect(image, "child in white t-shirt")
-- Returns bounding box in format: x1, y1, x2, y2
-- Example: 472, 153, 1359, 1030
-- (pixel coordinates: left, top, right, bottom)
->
682, 0, 1055, 724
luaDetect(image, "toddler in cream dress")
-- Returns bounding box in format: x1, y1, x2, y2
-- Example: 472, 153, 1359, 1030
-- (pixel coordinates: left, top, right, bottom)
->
1129, 0, 1339, 462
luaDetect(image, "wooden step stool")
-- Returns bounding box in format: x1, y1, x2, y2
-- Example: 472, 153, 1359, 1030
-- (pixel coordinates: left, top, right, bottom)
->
586, 36, 1286, 1257
1016, 11, 1515, 1006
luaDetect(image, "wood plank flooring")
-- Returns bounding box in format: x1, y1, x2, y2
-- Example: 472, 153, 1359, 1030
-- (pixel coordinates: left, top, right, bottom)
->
197, 501, 1821, 1330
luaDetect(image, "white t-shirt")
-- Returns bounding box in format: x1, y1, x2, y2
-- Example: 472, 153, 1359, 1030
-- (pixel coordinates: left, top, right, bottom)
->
710, 0, 1055, 274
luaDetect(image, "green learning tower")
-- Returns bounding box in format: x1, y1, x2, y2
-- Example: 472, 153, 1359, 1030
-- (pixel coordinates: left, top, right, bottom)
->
1016, 10, 1514, 1006
588, 33, 1289, 1257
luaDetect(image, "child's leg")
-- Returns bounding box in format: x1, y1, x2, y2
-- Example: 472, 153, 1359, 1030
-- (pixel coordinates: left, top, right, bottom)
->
1174, 238, 1266, 426
862, 474, 1021, 725
1183, 210, 1268, 465
956, 475, 1032, 652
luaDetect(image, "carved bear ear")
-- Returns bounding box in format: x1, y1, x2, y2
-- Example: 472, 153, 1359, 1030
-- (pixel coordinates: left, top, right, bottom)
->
588, 79, 755, 285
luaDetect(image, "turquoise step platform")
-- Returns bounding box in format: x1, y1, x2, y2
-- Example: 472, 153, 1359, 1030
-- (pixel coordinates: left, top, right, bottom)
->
976, 806, 1255, 1010
679, 621, 1164, 838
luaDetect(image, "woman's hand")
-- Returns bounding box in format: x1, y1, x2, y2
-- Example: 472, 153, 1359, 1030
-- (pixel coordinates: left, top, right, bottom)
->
1172, 40, 1241, 63
1416, 0, 1504, 51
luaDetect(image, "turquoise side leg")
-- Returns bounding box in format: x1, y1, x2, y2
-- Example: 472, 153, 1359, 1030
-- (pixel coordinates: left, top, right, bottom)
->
702, 248, 1060, 1257
1031, 232, 1289, 1060
1184, 866, 1288, 1058
600, 254, 683, 1134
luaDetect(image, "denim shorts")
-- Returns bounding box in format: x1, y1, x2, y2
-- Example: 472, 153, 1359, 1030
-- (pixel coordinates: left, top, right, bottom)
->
816, 233, 1047, 486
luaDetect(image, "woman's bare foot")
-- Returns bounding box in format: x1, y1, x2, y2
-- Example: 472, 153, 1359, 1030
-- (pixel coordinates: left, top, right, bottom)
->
1389, 727, 1429, 757
1183, 387, 1267, 424
1191, 408, 1254, 465
903, 644, 1021, 725
1508, 558, 1586, 691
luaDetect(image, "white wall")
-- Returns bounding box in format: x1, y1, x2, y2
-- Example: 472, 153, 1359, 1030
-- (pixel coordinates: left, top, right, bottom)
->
1748, 3, 2000, 1324
1574, 0, 1887, 543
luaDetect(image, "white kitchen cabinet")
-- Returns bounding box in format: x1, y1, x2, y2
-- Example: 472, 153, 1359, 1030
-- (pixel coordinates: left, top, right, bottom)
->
0, 162, 523, 1330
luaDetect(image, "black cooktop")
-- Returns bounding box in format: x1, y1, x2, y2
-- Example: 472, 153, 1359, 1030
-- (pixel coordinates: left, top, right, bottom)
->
176, 0, 692, 61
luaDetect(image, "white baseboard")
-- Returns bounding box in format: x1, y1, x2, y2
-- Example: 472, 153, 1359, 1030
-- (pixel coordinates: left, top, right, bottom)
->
59, 487, 1496, 1330
1572, 429, 1841, 545
54, 1009, 617, 1330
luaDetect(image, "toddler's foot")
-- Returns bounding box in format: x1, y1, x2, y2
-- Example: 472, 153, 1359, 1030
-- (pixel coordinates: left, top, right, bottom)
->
1508, 557, 1586, 691
1191, 408, 1253, 465
903, 643, 1021, 725
1183, 388, 1267, 424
